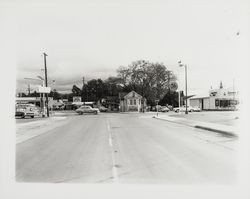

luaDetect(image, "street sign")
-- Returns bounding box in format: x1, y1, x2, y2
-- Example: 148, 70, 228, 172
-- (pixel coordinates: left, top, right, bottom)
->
37, 86, 51, 93
170, 82, 178, 91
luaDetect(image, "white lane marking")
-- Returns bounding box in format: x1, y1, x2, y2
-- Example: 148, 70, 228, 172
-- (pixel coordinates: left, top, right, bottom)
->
111, 151, 118, 183
107, 119, 118, 183
109, 133, 113, 147
107, 122, 110, 131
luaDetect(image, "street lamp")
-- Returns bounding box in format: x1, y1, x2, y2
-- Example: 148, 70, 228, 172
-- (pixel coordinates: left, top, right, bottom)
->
155, 99, 159, 117
178, 60, 188, 114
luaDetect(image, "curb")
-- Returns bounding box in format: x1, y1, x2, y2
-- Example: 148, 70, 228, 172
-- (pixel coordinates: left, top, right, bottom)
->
194, 125, 237, 137
152, 116, 194, 128
153, 116, 237, 137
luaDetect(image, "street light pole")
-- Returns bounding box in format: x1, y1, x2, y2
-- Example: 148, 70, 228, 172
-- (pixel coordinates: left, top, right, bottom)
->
178, 61, 188, 114
156, 100, 159, 117
185, 64, 188, 114
43, 53, 49, 117
178, 90, 181, 110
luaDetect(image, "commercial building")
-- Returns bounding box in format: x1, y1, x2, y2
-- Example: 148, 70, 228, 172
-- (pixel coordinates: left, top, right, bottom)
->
189, 84, 239, 111
16, 97, 54, 110
16, 97, 43, 107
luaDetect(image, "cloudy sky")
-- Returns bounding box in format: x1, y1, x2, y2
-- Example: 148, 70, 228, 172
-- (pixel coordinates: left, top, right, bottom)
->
3, 0, 248, 95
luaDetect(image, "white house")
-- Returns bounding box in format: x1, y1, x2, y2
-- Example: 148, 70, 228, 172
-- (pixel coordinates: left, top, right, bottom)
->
119, 91, 147, 112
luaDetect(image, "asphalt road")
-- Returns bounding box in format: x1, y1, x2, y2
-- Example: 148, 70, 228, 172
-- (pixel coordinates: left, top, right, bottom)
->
16, 112, 238, 184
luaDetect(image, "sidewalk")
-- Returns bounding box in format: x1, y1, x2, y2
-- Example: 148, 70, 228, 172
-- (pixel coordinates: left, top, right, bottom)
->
16, 116, 67, 144
153, 114, 238, 137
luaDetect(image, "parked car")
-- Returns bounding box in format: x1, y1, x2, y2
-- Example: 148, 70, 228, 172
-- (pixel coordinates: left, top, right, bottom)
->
15, 104, 41, 118
76, 106, 99, 115
99, 106, 108, 112
173, 105, 191, 113
189, 106, 201, 112
159, 106, 170, 112
151, 106, 157, 111
173, 105, 201, 113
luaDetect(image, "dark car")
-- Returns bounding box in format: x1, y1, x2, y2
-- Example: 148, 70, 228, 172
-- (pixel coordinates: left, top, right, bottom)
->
159, 106, 170, 112
99, 106, 108, 112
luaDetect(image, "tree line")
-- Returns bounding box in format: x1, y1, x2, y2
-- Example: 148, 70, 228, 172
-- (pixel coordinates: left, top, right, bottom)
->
20, 60, 182, 107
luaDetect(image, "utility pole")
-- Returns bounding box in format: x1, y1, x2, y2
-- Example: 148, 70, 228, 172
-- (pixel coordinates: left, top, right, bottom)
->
43, 52, 49, 117
178, 61, 188, 114
233, 78, 235, 110
185, 64, 188, 114
27, 84, 31, 96
82, 77, 85, 103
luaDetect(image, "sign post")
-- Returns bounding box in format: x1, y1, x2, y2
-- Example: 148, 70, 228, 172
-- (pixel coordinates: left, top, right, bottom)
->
155, 99, 159, 117
37, 86, 51, 117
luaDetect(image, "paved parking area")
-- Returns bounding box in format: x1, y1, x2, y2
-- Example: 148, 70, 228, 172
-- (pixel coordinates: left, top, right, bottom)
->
168, 111, 239, 126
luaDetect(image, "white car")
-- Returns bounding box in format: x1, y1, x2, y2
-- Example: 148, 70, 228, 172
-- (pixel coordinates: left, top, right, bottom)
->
189, 106, 201, 112
173, 106, 187, 113
15, 104, 41, 118
76, 106, 99, 115
159, 106, 170, 112
173, 105, 201, 113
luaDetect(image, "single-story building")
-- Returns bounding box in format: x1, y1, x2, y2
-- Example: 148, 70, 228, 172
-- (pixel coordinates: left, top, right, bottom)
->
15, 97, 41, 107
189, 85, 239, 111
119, 91, 147, 112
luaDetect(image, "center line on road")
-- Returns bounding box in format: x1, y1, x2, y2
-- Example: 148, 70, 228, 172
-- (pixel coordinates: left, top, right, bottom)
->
109, 134, 113, 147
106, 119, 119, 183
107, 123, 110, 131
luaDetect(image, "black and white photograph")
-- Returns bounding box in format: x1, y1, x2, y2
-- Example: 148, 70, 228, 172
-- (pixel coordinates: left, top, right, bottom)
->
1, 0, 249, 198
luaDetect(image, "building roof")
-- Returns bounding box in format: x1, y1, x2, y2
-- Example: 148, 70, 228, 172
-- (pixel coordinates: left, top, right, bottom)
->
123, 91, 142, 99
183, 95, 196, 100
16, 97, 40, 101
72, 102, 84, 105
189, 95, 209, 100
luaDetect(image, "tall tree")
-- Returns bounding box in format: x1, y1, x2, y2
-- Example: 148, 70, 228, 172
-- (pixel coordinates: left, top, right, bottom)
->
48, 89, 61, 100
116, 60, 177, 106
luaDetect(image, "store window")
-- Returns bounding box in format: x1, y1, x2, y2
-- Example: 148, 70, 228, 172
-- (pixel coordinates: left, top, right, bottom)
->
134, 99, 136, 105
218, 99, 232, 107
229, 100, 238, 106
215, 99, 219, 106
130, 99, 133, 105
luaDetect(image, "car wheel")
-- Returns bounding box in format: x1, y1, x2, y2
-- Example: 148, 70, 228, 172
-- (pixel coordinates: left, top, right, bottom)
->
31, 116, 34, 118
176, 110, 179, 113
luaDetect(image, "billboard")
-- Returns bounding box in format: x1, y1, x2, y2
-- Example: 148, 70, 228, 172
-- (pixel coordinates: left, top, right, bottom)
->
73, 96, 82, 102
37, 86, 51, 93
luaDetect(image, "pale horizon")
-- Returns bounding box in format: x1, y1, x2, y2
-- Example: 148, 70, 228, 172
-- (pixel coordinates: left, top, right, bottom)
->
11, 0, 247, 96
